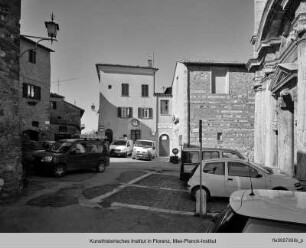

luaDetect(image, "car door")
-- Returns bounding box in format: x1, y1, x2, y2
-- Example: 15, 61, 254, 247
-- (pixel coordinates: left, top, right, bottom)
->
202, 161, 226, 197
67, 143, 87, 170
225, 161, 266, 196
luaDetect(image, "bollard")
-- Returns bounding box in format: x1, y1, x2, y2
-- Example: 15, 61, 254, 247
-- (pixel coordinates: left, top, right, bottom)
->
196, 188, 207, 216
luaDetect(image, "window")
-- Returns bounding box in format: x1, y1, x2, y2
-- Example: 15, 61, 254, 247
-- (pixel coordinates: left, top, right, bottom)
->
118, 107, 133, 118
121, 83, 129, 96
108, 85, 112, 89
222, 152, 242, 159
131, 130, 141, 142
160, 100, 169, 115
32, 121, 39, 127
29, 49, 36, 64
138, 107, 153, 119
203, 151, 219, 160
141, 84, 149, 97
50, 101, 57, 110
211, 68, 229, 94
71, 143, 86, 154
217, 132, 223, 142
182, 151, 199, 163
22, 83, 41, 100
228, 162, 257, 177
203, 162, 225, 175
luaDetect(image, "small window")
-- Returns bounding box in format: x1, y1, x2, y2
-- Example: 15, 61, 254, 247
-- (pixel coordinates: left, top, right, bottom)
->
228, 162, 257, 177
118, 107, 133, 118
121, 83, 129, 96
203, 162, 225, 175
29, 49, 36, 64
108, 85, 112, 89
217, 132, 223, 142
22, 83, 41, 100
32, 121, 39, 127
138, 107, 153, 119
160, 100, 169, 115
211, 68, 228, 94
141, 84, 149, 97
50, 101, 57, 110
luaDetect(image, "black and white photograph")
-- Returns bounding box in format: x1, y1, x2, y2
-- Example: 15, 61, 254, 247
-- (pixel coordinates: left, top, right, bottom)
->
1, 0, 306, 247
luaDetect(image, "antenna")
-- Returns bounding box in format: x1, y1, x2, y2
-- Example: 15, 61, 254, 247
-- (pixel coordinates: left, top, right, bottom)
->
248, 159, 255, 196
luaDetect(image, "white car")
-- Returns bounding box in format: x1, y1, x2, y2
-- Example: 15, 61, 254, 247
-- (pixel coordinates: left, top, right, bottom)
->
210, 189, 306, 232
110, 139, 133, 157
187, 158, 303, 199
131, 140, 156, 161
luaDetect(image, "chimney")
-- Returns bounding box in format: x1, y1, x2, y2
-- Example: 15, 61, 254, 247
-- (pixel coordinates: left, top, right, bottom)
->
148, 59, 153, 67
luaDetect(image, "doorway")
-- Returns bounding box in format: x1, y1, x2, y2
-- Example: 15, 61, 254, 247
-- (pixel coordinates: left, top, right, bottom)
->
159, 134, 170, 157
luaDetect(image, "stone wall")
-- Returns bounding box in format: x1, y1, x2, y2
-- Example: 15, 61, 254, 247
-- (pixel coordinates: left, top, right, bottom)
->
0, 0, 22, 195
188, 65, 255, 159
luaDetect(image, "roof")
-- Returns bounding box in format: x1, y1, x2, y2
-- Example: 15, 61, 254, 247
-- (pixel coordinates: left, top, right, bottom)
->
50, 92, 65, 99
96, 63, 159, 71
230, 189, 306, 225
64, 101, 85, 117
20, 36, 55, 52
179, 59, 246, 66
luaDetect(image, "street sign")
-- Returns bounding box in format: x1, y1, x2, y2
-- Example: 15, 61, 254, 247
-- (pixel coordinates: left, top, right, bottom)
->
172, 148, 179, 155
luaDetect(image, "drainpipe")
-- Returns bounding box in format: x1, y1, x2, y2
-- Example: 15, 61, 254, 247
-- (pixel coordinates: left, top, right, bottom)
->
187, 68, 191, 147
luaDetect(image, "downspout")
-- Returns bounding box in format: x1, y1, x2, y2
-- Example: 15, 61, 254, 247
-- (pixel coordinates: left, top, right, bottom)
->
187, 68, 191, 147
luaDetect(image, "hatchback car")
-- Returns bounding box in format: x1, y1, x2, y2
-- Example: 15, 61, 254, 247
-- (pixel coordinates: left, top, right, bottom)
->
33, 138, 110, 177
180, 148, 245, 181
210, 189, 306, 232
187, 158, 303, 199
131, 140, 156, 160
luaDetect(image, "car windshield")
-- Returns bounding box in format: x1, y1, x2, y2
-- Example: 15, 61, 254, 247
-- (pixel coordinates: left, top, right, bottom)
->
52, 142, 72, 153
112, 140, 127, 146
135, 141, 153, 148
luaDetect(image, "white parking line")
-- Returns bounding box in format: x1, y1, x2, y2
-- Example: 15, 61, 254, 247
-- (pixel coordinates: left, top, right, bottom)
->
111, 202, 196, 216
123, 183, 188, 192
89, 171, 156, 203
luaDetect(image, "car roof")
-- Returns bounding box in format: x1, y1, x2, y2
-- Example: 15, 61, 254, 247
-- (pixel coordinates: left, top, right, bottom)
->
183, 147, 241, 152
135, 139, 155, 142
230, 189, 306, 225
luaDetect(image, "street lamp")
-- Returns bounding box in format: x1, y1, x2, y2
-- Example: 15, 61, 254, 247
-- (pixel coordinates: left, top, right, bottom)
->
19, 13, 59, 58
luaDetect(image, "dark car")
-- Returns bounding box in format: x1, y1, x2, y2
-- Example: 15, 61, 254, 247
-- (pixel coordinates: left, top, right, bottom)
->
32, 138, 110, 177
180, 147, 245, 181
209, 189, 306, 233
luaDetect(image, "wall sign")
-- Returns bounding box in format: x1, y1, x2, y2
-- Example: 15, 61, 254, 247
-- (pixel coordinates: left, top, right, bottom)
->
131, 118, 139, 127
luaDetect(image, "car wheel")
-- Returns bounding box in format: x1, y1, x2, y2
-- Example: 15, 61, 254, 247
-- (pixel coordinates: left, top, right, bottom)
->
96, 161, 106, 173
191, 186, 210, 202
272, 187, 288, 191
53, 164, 66, 177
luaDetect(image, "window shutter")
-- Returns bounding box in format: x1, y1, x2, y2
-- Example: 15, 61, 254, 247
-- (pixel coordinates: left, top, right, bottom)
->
23, 83, 27, 98
36, 87, 41, 100
118, 107, 122, 118
149, 108, 153, 119
129, 107, 133, 118
138, 108, 142, 119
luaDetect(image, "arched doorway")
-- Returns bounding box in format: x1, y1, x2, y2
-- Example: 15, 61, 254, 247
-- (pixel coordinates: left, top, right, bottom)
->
159, 134, 170, 157
105, 129, 113, 144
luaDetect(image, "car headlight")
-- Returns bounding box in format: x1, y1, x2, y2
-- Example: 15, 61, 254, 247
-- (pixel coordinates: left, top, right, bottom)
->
41, 156, 53, 162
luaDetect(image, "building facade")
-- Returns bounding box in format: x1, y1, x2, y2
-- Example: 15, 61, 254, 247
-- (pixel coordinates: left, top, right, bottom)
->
171, 61, 255, 159
95, 64, 158, 143
247, 0, 306, 179
20, 36, 53, 141
0, 0, 22, 194
155, 88, 173, 157
50, 93, 84, 140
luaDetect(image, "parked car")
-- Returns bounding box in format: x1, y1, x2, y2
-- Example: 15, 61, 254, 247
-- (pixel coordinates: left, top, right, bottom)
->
32, 138, 110, 177
131, 140, 156, 161
209, 189, 306, 233
180, 147, 245, 181
110, 139, 133, 157
187, 158, 303, 200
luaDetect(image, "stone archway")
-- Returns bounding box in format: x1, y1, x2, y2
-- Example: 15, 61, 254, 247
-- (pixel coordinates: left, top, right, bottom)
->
159, 134, 170, 157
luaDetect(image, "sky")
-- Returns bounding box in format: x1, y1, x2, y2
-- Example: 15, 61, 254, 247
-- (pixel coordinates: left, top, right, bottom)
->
21, 0, 254, 133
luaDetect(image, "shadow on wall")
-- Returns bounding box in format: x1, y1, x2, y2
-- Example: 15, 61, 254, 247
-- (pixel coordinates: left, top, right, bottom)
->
297, 151, 306, 179
99, 93, 155, 141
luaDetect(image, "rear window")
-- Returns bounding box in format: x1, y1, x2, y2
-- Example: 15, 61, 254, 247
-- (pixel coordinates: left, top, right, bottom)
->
182, 151, 199, 163
113, 140, 127, 146
222, 151, 243, 159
